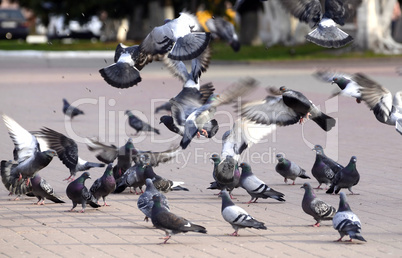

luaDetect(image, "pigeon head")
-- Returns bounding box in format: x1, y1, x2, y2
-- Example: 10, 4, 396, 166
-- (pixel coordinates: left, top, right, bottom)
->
332, 76, 350, 90
210, 154, 220, 164
125, 110, 133, 116
276, 153, 285, 162
159, 115, 173, 125
152, 194, 163, 205
81, 172, 91, 180
219, 189, 235, 210
145, 178, 155, 189
44, 149, 58, 158
338, 192, 352, 212
312, 145, 324, 154
301, 183, 316, 197
239, 162, 251, 172
105, 163, 113, 175
279, 86, 288, 93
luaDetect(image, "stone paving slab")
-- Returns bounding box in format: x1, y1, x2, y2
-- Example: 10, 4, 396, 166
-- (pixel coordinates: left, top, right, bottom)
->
0, 56, 401, 257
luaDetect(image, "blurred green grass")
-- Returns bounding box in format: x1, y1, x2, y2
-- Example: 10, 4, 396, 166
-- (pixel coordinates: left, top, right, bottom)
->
0, 38, 401, 61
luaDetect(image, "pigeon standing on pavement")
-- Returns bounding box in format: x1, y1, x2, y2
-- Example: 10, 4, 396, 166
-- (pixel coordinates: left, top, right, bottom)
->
33, 127, 105, 182
137, 178, 169, 222
326, 156, 360, 195
301, 182, 336, 227
275, 154, 310, 185
30, 173, 65, 205
90, 163, 116, 206
239, 162, 285, 203
66, 172, 101, 213
311, 145, 344, 189
278, 0, 362, 48
114, 164, 148, 194
220, 189, 267, 236
125, 110, 160, 135
151, 194, 207, 244
62, 98, 84, 120
333, 192, 366, 242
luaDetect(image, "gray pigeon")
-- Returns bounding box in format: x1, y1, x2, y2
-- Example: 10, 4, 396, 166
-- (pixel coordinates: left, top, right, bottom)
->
333, 192, 366, 242
326, 156, 360, 195
151, 194, 207, 244
30, 173, 65, 205
1, 160, 32, 198
33, 127, 105, 182
114, 164, 148, 194
275, 154, 310, 185
239, 162, 285, 203
278, 0, 362, 48
137, 178, 169, 222
311, 145, 344, 189
301, 182, 336, 227
62, 98, 84, 119
210, 154, 240, 197
205, 16, 240, 52
125, 110, 160, 135
2, 115, 57, 187
90, 163, 116, 206
66, 172, 100, 213
220, 189, 267, 236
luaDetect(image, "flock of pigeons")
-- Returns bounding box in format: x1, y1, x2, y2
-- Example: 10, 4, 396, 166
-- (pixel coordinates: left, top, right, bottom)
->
2, 0, 402, 245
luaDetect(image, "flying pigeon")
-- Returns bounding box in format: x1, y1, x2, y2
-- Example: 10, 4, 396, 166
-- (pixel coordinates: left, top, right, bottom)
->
204, 16, 240, 52
326, 156, 360, 195
62, 98, 84, 120
30, 173, 65, 205
66, 172, 101, 213
275, 154, 310, 185
151, 194, 207, 244
220, 189, 267, 236
313, 69, 362, 102
278, 0, 362, 48
137, 178, 170, 222
125, 110, 160, 135
239, 162, 285, 203
333, 192, 366, 242
352, 73, 402, 135
311, 145, 344, 189
99, 12, 211, 88
33, 127, 105, 182
89, 163, 116, 206
301, 182, 336, 227
241, 86, 336, 132
2, 115, 57, 187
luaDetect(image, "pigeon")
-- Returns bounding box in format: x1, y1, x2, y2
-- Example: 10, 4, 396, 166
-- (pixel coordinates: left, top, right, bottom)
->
301, 182, 336, 227
311, 145, 344, 189
30, 173, 65, 205
326, 156, 360, 195
137, 178, 169, 222
114, 164, 148, 194
204, 16, 240, 52
131, 145, 181, 168
275, 154, 310, 185
144, 166, 189, 193
333, 192, 366, 242
278, 0, 362, 48
220, 189, 267, 236
99, 12, 211, 88
151, 194, 207, 244
154, 101, 172, 114
66, 172, 101, 213
62, 98, 84, 119
1, 160, 32, 198
241, 86, 336, 132
125, 110, 160, 135
313, 69, 362, 102
2, 115, 57, 187
33, 127, 105, 182
89, 163, 116, 206
239, 162, 285, 203
210, 154, 240, 197
352, 73, 402, 135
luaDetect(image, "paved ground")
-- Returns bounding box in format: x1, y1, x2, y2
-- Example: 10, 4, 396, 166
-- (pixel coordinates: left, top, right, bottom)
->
0, 53, 401, 257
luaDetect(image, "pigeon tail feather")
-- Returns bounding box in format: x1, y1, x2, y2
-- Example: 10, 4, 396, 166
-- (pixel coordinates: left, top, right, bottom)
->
99, 63, 141, 89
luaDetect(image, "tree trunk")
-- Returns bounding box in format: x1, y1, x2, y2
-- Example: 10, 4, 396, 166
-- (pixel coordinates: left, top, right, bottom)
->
356, 0, 402, 54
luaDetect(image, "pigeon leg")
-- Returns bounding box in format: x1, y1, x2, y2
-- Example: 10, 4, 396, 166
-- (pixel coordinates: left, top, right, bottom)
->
313, 222, 320, 227
291, 180, 295, 185
284, 178, 288, 184
63, 175, 74, 182
18, 173, 22, 181
335, 236, 344, 242
67, 202, 77, 212
144, 216, 149, 222
314, 184, 322, 190
348, 188, 359, 195
103, 197, 110, 206
162, 235, 171, 244
25, 178, 30, 186
230, 231, 239, 236
196, 132, 201, 138
201, 129, 208, 137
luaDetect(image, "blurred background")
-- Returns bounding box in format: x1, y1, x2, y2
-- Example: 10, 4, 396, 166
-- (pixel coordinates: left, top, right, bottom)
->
1, 0, 402, 56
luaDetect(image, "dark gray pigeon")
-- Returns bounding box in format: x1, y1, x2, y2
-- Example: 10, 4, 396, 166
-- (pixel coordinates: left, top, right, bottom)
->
205, 16, 240, 52
333, 192, 366, 242
125, 110, 160, 135
301, 182, 336, 227
90, 163, 116, 206
137, 178, 169, 222
2, 115, 57, 187
220, 189, 267, 236
1, 160, 32, 198
326, 156, 360, 195
278, 0, 362, 48
239, 162, 285, 203
66, 172, 100, 213
30, 173, 65, 205
151, 194, 207, 244
311, 145, 344, 189
241, 86, 336, 132
33, 127, 105, 182
62, 98, 84, 120
275, 154, 310, 185
114, 164, 148, 194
